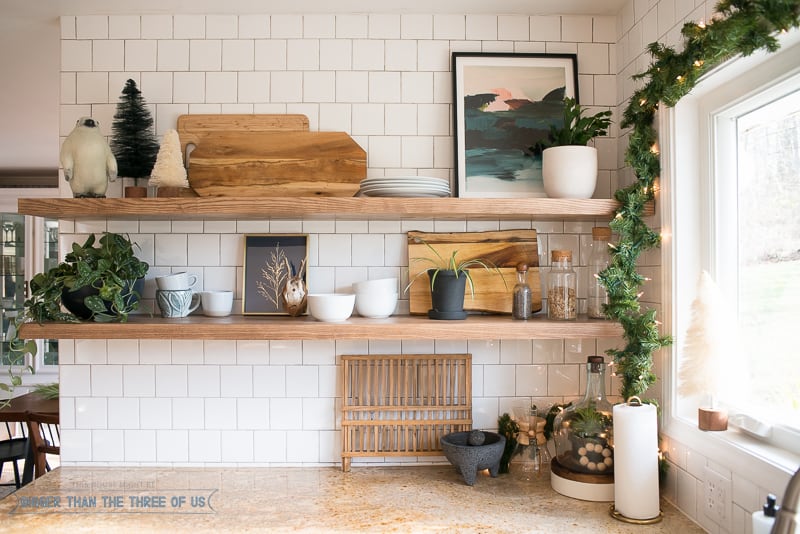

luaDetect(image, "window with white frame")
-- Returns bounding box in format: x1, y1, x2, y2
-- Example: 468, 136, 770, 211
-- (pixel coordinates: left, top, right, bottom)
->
667, 28, 800, 457
719, 88, 800, 433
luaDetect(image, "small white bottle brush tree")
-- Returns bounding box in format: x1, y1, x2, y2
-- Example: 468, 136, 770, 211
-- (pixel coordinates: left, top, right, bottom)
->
678, 270, 740, 431
149, 129, 189, 190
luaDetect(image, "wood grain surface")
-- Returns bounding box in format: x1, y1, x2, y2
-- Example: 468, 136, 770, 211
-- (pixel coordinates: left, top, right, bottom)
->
187, 131, 366, 197
176, 114, 309, 156
407, 230, 541, 315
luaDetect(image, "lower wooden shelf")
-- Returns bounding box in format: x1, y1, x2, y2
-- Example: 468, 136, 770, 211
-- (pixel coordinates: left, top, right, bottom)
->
18, 314, 622, 341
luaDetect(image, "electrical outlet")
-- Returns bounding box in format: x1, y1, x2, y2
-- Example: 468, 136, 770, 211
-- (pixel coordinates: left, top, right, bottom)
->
704, 466, 732, 530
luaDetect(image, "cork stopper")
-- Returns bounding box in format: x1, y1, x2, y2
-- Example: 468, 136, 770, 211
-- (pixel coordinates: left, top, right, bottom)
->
516, 262, 528, 272
551, 249, 572, 262
592, 227, 612, 239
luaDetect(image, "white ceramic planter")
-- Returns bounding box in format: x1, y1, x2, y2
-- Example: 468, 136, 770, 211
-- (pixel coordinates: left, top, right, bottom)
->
542, 145, 598, 199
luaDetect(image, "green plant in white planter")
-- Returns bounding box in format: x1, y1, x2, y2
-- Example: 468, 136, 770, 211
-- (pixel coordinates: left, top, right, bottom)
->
531, 97, 612, 199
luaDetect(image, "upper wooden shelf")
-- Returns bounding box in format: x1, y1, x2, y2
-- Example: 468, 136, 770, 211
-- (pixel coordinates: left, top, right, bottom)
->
17, 197, 654, 221
18, 314, 622, 341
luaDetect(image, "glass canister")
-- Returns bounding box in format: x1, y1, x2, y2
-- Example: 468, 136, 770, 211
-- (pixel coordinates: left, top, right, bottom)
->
587, 227, 612, 319
547, 249, 577, 320
512, 262, 532, 320
552, 356, 614, 475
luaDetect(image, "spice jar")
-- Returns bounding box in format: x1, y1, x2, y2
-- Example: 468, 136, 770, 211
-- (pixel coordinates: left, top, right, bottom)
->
512, 262, 532, 320
587, 227, 612, 319
547, 249, 576, 320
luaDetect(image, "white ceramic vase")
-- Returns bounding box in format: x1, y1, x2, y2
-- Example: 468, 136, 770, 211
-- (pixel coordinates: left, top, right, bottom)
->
542, 145, 598, 199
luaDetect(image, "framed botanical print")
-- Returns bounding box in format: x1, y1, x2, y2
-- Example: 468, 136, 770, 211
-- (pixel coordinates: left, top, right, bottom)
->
452, 52, 579, 198
242, 234, 308, 315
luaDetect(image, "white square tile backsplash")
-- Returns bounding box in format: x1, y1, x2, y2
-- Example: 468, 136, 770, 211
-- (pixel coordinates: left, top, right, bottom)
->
60, 11, 626, 469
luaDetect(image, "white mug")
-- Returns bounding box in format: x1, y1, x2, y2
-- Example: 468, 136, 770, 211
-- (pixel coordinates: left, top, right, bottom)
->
155, 272, 198, 291
201, 290, 234, 317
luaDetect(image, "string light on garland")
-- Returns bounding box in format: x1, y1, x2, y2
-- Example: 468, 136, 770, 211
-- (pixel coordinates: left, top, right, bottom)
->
606, 0, 800, 402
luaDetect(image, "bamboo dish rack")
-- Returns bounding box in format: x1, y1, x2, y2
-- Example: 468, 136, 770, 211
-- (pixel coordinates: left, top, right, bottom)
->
341, 353, 473, 471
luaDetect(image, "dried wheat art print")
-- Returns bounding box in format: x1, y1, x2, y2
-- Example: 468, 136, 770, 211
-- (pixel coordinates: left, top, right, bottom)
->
243, 234, 308, 315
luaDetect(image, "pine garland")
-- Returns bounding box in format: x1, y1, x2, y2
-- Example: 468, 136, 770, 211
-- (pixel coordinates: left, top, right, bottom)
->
605, 0, 800, 401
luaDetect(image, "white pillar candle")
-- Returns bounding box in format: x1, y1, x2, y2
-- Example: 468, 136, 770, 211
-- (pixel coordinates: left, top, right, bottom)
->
613, 400, 660, 520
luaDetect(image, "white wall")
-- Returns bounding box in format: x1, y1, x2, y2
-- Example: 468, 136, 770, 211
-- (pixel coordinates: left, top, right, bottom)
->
0, 14, 60, 169
57, 13, 625, 469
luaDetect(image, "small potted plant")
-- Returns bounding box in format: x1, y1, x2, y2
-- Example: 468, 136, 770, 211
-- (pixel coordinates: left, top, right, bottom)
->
26, 232, 149, 323
405, 240, 505, 320
2, 232, 149, 402
531, 97, 612, 199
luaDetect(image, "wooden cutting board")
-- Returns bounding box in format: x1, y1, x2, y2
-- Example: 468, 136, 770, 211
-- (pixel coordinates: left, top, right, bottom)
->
177, 114, 309, 156
187, 131, 366, 197
407, 230, 541, 315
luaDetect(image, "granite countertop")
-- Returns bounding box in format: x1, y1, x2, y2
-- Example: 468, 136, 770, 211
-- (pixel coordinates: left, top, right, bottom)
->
0, 465, 703, 533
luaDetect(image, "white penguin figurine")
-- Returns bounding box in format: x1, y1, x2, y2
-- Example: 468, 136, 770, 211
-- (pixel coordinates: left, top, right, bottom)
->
60, 117, 117, 198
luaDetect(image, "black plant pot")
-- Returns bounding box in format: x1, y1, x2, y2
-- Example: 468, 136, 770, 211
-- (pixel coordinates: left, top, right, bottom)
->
428, 269, 468, 320
61, 278, 144, 320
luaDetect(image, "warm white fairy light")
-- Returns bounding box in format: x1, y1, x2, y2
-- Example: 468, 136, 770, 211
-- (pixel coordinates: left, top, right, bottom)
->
698, 20, 706, 29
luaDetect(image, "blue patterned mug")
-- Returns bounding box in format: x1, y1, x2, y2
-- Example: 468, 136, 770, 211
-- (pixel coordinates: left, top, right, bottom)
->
156, 289, 200, 318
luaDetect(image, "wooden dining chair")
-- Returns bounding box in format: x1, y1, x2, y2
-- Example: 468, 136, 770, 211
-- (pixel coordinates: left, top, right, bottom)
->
26, 412, 59, 479
0, 421, 28, 489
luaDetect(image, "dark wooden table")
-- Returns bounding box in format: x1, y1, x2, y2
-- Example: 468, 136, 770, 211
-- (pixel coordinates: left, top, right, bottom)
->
0, 392, 59, 485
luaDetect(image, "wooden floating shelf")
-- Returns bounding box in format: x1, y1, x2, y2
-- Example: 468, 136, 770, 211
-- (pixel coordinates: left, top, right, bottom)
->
17, 197, 654, 221
19, 314, 622, 341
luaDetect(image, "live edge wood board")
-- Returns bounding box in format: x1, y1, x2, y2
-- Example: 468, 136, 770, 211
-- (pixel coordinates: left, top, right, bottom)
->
407, 230, 542, 315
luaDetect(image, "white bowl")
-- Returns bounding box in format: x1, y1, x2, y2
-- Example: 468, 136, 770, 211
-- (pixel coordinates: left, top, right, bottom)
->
355, 292, 398, 319
307, 293, 355, 322
352, 277, 398, 294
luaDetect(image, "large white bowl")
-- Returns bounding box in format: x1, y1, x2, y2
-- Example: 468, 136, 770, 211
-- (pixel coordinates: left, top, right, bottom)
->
355, 292, 398, 319
307, 293, 355, 322
352, 277, 398, 294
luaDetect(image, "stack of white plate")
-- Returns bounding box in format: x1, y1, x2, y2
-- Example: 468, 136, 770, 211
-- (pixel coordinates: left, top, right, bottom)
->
357, 176, 451, 197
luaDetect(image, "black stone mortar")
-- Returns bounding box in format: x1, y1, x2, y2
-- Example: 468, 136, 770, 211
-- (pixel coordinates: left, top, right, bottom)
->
440, 431, 506, 486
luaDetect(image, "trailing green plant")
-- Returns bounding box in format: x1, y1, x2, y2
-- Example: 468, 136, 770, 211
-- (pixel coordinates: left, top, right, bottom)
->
2, 233, 148, 404
26, 232, 149, 324
531, 97, 613, 154
603, 0, 800, 402
404, 239, 506, 298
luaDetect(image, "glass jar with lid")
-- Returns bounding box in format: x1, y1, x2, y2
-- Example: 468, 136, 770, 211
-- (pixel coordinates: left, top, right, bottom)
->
552, 356, 614, 475
547, 249, 577, 320
587, 227, 612, 319
512, 262, 532, 320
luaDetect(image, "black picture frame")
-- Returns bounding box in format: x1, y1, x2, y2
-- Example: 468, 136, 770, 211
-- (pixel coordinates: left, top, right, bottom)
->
242, 234, 308, 315
452, 52, 579, 198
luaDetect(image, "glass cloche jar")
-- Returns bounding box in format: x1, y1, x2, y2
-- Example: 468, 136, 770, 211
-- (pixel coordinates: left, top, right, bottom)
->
552, 355, 614, 475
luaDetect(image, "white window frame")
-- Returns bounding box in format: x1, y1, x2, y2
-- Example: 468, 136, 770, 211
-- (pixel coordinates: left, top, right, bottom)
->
660, 28, 800, 486
0, 190, 60, 381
